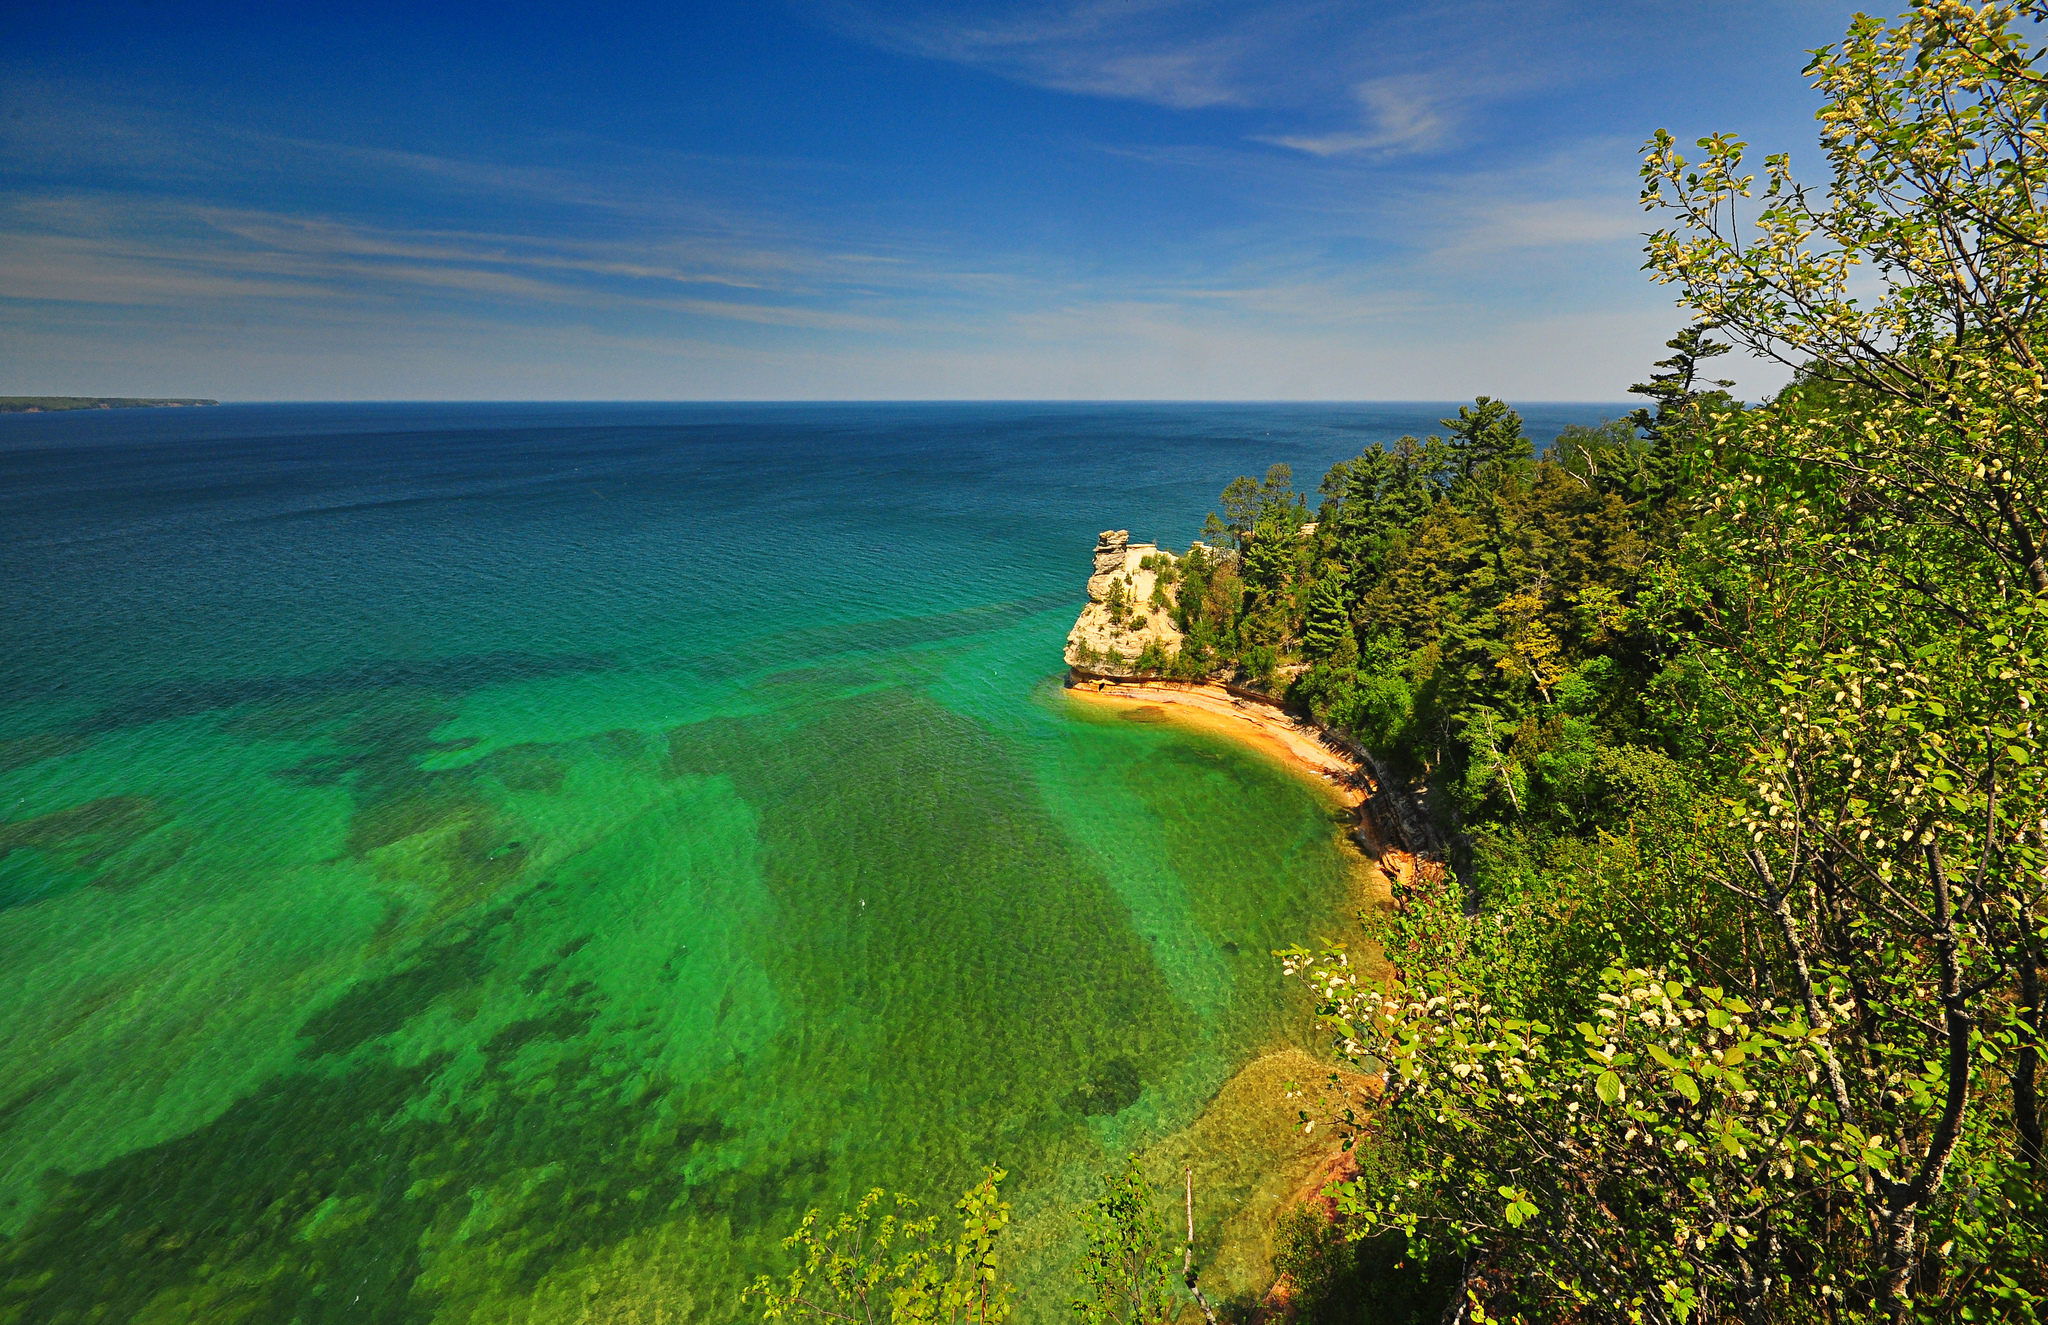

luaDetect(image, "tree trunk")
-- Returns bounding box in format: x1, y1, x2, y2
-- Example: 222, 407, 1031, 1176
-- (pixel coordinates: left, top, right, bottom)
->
2018, 922, 2046, 1173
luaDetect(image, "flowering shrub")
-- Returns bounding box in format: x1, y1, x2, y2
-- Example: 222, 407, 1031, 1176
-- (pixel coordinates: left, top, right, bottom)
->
1284, 948, 1956, 1321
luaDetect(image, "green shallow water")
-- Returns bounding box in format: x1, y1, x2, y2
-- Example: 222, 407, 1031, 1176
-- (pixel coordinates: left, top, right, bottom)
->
0, 403, 1447, 1324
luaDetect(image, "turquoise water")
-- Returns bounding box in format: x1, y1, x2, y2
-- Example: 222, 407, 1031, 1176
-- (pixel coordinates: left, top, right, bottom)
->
0, 402, 1615, 1323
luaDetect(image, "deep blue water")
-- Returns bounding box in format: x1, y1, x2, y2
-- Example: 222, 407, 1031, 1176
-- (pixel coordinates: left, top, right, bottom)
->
1, 402, 1625, 708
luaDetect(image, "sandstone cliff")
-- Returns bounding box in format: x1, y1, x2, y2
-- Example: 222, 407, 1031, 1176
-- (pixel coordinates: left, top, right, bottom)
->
1064, 529, 1185, 675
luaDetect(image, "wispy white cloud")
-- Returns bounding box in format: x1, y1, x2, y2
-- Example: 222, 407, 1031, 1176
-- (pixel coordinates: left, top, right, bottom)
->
821, 0, 1333, 109
1385, 139, 1651, 266
0, 76, 850, 231
0, 197, 918, 334
1255, 77, 1457, 158
0, 234, 346, 305
826, 1, 1560, 168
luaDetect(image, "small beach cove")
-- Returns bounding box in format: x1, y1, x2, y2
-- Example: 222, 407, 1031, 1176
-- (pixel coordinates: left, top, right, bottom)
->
1062, 675, 1419, 914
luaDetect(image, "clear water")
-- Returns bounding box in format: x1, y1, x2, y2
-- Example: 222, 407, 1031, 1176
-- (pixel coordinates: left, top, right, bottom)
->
0, 402, 1620, 1324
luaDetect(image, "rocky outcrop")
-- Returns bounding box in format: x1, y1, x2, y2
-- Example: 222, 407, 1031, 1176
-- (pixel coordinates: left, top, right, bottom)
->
1062, 524, 1451, 880
1066, 529, 1183, 674
1086, 529, 1132, 602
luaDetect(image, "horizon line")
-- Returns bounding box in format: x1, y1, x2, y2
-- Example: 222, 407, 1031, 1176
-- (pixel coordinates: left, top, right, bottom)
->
1, 397, 1650, 407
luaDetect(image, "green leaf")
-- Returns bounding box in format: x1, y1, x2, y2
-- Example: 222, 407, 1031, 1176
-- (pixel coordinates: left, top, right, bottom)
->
1673, 1073, 1701, 1104
1597, 1071, 1623, 1106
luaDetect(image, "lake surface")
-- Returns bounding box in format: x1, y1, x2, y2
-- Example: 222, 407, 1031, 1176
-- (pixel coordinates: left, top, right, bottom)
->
0, 401, 1621, 1323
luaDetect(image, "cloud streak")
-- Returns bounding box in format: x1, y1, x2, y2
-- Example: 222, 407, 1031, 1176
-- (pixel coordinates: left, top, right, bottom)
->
0, 199, 917, 334
822, 0, 1333, 109
1255, 77, 1457, 158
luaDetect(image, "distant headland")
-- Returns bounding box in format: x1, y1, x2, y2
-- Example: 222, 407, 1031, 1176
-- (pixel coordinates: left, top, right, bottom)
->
0, 397, 219, 413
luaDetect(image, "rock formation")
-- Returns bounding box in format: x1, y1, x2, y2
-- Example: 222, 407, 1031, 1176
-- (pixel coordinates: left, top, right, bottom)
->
1085, 529, 1131, 602
1066, 529, 1184, 675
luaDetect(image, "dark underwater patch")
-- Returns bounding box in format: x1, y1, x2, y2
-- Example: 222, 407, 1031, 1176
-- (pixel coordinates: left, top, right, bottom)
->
482, 1003, 599, 1062
1065, 1055, 1145, 1117
345, 793, 496, 857
0, 797, 180, 908
479, 743, 569, 793
0, 1068, 80, 1139
0, 731, 89, 775
0, 1037, 769, 1325
0, 1053, 457, 1325
0, 796, 168, 866
297, 922, 504, 1060
79, 651, 617, 737
88, 827, 193, 892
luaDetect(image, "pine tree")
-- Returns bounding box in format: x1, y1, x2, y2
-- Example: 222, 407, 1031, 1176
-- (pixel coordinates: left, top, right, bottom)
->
1625, 326, 1734, 440
1441, 397, 1533, 480
1302, 569, 1351, 659
1626, 325, 1736, 504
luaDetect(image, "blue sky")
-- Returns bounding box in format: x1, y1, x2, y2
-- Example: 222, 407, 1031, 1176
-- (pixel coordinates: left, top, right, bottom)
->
2, 1, 1862, 400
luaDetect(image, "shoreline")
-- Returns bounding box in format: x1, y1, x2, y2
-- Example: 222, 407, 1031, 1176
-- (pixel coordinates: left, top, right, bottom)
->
1062, 674, 1420, 905
1064, 676, 1365, 806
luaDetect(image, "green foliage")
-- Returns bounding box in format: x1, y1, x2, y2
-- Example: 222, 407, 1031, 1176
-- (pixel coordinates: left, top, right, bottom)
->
1276, 5, 2048, 1320
1174, 385, 1681, 839
1069, 1155, 1177, 1325
1624, 327, 1735, 505
1104, 578, 1132, 628
1302, 569, 1352, 660
1239, 517, 1297, 602
1272, 1206, 1355, 1322
1207, 464, 1305, 550
1238, 644, 1279, 693
1441, 396, 1533, 481
745, 1168, 1014, 1325
1270, 1182, 1463, 1325
1626, 326, 1731, 438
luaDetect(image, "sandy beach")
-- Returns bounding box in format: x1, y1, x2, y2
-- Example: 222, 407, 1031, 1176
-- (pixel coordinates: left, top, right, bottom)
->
1064, 676, 1415, 916
1065, 677, 1364, 804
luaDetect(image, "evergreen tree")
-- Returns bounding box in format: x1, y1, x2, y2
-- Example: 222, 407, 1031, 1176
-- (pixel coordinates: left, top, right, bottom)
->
1205, 463, 1301, 549
1626, 326, 1737, 505
1302, 569, 1351, 659
1441, 397, 1532, 480
1625, 325, 1733, 441
1239, 517, 1293, 599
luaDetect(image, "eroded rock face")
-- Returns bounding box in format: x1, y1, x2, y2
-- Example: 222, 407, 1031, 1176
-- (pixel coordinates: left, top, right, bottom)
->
1085, 530, 1130, 602
1066, 528, 1182, 674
